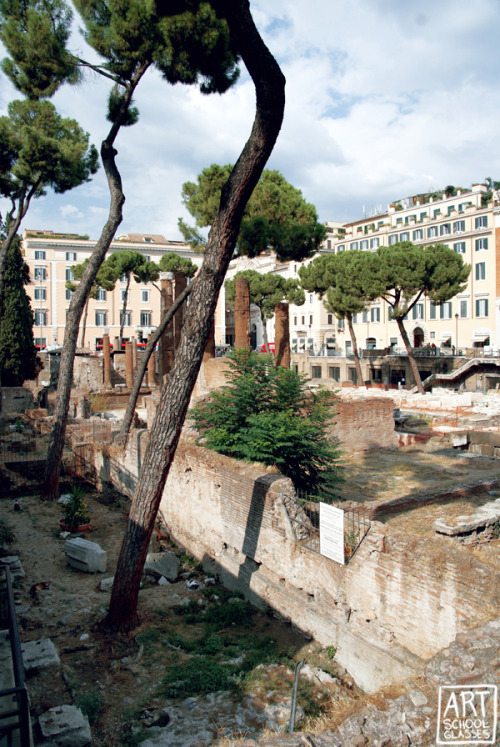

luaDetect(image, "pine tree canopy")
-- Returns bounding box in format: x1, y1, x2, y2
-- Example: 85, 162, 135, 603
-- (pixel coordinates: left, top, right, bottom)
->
181, 166, 327, 262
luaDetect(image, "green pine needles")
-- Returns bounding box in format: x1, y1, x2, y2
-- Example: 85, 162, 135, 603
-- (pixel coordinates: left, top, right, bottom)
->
191, 350, 343, 495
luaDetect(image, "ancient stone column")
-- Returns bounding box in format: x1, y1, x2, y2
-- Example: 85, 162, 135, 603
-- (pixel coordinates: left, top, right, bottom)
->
173, 271, 187, 352
159, 272, 174, 379
125, 340, 134, 389
131, 336, 137, 375
203, 318, 216, 362
234, 277, 251, 350
103, 333, 112, 388
274, 302, 290, 368
147, 336, 156, 387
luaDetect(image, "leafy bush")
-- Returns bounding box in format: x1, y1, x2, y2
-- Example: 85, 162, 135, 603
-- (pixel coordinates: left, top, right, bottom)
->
191, 349, 343, 493
61, 485, 91, 530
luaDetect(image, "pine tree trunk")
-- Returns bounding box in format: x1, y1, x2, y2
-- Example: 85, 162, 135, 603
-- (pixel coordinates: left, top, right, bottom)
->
396, 317, 424, 394
347, 313, 363, 386
105, 0, 286, 632
80, 298, 89, 349
42, 64, 148, 500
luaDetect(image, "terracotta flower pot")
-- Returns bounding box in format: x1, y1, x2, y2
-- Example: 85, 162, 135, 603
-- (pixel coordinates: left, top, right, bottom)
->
59, 518, 91, 533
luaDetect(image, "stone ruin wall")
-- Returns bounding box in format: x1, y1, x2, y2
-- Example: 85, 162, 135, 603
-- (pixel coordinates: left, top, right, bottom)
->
86, 434, 499, 694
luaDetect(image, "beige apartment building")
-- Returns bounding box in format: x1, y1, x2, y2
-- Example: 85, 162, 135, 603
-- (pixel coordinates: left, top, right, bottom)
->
223, 183, 499, 363
22, 231, 206, 350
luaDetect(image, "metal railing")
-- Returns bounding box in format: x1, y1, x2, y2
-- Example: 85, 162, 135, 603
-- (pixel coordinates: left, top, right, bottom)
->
285, 490, 370, 563
0, 567, 31, 747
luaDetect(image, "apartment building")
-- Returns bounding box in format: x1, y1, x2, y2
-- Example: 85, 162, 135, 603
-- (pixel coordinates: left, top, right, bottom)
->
22, 231, 205, 350
222, 184, 499, 359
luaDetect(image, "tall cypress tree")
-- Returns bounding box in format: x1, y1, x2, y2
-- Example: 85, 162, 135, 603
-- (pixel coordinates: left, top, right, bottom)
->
0, 234, 37, 386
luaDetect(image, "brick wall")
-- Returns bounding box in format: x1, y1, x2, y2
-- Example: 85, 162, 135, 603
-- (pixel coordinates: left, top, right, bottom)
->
84, 435, 500, 693
332, 397, 398, 451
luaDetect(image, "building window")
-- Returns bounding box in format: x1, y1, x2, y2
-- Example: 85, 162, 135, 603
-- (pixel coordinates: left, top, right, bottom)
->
399, 232, 410, 242
34, 287, 46, 301
476, 262, 486, 281
309, 315, 313, 326
427, 226, 438, 238
475, 238, 488, 251
430, 331, 436, 339
348, 368, 358, 384
440, 302, 452, 319
420, 211, 428, 220
429, 303, 438, 320
293, 316, 297, 325
66, 288, 72, 301
309, 294, 313, 304
337, 244, 345, 252
120, 310, 131, 326
301, 316, 305, 325
141, 289, 150, 303
34, 250, 46, 260
362, 310, 368, 323
388, 234, 398, 245
370, 237, 380, 249
66, 251, 77, 261
120, 273, 128, 283
95, 311, 107, 326
475, 215, 488, 229
371, 307, 380, 323
140, 311, 151, 327
34, 310, 47, 326
433, 209, 441, 218
329, 366, 340, 381
459, 300, 468, 318
350, 241, 359, 251
326, 240, 331, 250
360, 239, 369, 250
311, 366, 322, 379
453, 242, 466, 254
65, 267, 75, 282
327, 314, 333, 325
96, 287, 106, 301
121, 289, 129, 302
453, 220, 465, 233
352, 313, 358, 324
475, 298, 489, 317
413, 303, 424, 320
34, 266, 46, 281
440, 223, 451, 236
34, 337, 46, 349
412, 229, 423, 241
337, 319, 345, 330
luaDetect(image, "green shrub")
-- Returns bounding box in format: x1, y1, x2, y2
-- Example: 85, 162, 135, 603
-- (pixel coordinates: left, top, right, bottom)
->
191, 349, 343, 493
61, 485, 91, 530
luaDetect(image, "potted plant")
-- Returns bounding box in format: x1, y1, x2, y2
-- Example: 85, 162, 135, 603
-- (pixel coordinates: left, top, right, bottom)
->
60, 485, 91, 532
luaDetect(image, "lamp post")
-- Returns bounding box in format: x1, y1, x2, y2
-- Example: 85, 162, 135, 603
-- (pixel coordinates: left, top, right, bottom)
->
455, 313, 459, 354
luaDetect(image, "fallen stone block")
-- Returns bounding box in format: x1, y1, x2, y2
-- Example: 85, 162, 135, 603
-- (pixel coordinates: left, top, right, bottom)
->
433, 499, 500, 536
38, 705, 91, 747
0, 555, 25, 579
99, 576, 115, 592
22, 638, 60, 674
143, 551, 179, 581
65, 537, 107, 573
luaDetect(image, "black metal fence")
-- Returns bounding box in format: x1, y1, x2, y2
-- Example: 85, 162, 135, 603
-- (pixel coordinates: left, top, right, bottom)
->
0, 567, 31, 747
286, 489, 370, 564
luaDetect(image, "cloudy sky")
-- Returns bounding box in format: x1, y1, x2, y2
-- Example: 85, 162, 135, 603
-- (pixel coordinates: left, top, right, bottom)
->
2, 0, 500, 240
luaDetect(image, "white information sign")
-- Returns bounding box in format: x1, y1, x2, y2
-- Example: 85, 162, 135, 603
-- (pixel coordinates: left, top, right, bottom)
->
319, 502, 345, 565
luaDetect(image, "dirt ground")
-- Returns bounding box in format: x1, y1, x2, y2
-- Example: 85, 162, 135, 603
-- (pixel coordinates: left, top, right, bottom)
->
1, 490, 361, 746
